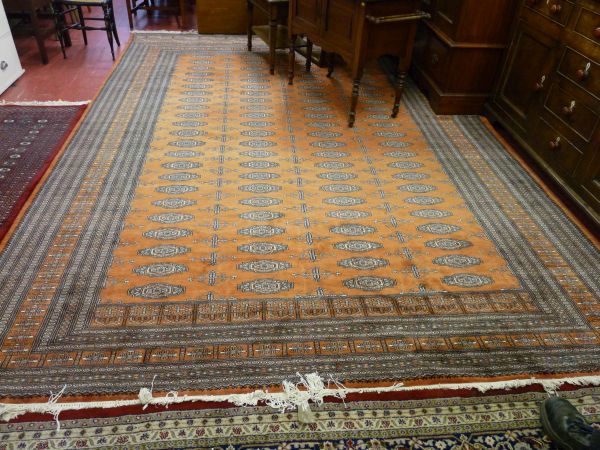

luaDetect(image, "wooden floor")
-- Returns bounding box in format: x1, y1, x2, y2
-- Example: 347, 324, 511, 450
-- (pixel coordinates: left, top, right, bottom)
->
1, 1, 197, 102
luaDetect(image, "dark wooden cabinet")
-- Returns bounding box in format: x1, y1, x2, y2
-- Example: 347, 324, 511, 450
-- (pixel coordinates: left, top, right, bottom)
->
487, 0, 600, 228
411, 0, 518, 114
496, 21, 559, 134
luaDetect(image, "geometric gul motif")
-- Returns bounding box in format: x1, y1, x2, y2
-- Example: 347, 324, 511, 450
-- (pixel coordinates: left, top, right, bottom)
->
96, 52, 517, 305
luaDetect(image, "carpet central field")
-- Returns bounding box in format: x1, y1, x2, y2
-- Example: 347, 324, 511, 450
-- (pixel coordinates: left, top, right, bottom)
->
0, 34, 599, 398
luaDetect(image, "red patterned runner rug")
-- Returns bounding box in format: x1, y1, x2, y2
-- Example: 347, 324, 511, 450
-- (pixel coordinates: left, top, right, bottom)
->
2, 386, 600, 448
0, 104, 86, 241
0, 33, 599, 424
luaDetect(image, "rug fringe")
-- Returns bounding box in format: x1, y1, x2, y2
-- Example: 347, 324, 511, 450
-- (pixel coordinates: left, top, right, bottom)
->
0, 100, 90, 106
2, 373, 600, 427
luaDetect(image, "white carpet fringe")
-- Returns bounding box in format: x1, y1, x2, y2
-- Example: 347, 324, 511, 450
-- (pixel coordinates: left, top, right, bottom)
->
2, 373, 600, 428
0, 100, 90, 106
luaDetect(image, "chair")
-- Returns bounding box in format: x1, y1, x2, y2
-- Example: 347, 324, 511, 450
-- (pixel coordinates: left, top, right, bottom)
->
52, 0, 120, 60
125, 0, 187, 30
4, 0, 64, 65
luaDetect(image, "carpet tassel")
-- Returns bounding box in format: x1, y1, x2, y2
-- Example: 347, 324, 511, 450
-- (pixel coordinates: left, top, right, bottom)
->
3, 373, 600, 430
138, 375, 157, 409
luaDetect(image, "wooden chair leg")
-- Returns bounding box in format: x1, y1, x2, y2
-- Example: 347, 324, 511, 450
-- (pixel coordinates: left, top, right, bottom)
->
102, 3, 115, 60
52, 4, 67, 59
77, 5, 88, 45
31, 5, 49, 64
109, 2, 120, 46
125, 0, 134, 29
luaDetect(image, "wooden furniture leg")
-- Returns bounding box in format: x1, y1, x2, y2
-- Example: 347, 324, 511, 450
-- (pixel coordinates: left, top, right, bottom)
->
392, 21, 416, 118
268, 13, 277, 74
246, 0, 253, 51
78, 5, 88, 45
102, 2, 115, 60
326, 51, 334, 77
288, 33, 296, 85
305, 39, 312, 72
179, 0, 187, 29
392, 67, 406, 118
125, 0, 134, 29
109, 2, 120, 45
29, 4, 48, 64
349, 75, 362, 127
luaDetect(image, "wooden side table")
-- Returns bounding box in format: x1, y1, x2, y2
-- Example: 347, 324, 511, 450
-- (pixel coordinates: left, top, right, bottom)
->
246, 0, 290, 75
288, 0, 429, 127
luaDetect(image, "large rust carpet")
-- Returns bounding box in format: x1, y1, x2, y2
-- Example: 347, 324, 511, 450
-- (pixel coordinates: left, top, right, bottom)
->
0, 33, 599, 399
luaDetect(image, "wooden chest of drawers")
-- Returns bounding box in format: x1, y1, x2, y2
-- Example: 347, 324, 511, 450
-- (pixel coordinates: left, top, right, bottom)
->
486, 0, 600, 228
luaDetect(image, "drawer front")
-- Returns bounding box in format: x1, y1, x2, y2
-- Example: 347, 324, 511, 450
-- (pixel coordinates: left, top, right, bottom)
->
0, 31, 23, 93
419, 30, 450, 90
493, 21, 559, 134
523, 0, 574, 27
533, 116, 584, 179
322, 0, 355, 49
291, 0, 322, 36
573, 5, 600, 45
544, 83, 599, 142
558, 46, 600, 99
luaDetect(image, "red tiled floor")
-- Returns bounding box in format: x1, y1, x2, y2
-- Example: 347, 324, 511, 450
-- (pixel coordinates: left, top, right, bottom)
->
1, 0, 197, 101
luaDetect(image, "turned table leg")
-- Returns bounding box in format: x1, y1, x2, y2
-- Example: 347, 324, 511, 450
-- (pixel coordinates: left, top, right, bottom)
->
326, 52, 335, 77
305, 39, 313, 72
349, 78, 361, 127
392, 62, 407, 118
246, 0, 253, 51
288, 33, 297, 85
268, 16, 277, 75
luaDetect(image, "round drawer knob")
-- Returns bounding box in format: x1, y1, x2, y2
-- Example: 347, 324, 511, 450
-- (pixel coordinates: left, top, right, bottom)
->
549, 136, 561, 149
562, 100, 576, 116
594, 27, 600, 39
576, 62, 591, 81
0, 61, 8, 71
534, 75, 546, 91
550, 4, 562, 14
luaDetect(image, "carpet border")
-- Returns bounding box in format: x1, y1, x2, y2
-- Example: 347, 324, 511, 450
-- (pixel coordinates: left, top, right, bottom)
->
480, 117, 599, 244
0, 34, 134, 252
